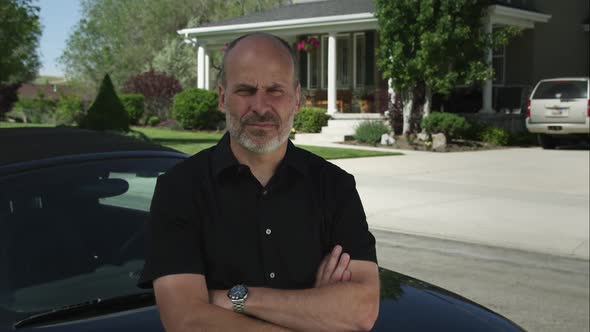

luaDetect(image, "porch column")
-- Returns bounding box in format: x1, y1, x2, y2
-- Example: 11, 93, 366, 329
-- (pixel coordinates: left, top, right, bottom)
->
481, 17, 494, 113
327, 32, 337, 114
205, 53, 210, 90
197, 45, 205, 89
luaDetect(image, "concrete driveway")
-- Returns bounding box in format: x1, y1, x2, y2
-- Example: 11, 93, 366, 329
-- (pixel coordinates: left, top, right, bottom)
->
330, 147, 590, 259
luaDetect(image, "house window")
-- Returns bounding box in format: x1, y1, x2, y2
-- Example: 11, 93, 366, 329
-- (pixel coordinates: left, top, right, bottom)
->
493, 45, 505, 85
308, 47, 320, 89
354, 33, 366, 88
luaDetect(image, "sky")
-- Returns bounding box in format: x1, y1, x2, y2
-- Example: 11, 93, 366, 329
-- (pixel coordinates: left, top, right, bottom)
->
37, 0, 82, 77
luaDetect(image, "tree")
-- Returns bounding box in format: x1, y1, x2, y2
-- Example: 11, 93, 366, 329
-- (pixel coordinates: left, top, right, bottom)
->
0, 0, 42, 115
122, 70, 182, 123
59, 0, 288, 90
374, 0, 519, 134
151, 37, 198, 89
80, 74, 129, 131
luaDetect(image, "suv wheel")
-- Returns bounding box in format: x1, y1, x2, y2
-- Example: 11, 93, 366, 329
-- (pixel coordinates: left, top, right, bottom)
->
538, 134, 556, 149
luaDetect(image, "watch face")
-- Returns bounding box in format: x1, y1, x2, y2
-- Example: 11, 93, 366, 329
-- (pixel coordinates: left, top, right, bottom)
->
228, 285, 248, 300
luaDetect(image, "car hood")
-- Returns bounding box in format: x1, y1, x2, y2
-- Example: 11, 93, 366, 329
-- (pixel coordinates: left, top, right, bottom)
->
1, 268, 523, 332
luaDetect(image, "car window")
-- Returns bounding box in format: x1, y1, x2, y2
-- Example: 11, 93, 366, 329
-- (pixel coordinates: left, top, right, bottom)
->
0, 157, 181, 316
532, 80, 588, 99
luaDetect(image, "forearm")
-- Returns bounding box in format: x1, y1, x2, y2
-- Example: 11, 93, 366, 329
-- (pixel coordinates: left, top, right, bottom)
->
245, 282, 379, 332
178, 303, 293, 332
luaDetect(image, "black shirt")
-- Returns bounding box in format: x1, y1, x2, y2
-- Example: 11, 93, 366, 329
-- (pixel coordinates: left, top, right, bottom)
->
139, 133, 377, 290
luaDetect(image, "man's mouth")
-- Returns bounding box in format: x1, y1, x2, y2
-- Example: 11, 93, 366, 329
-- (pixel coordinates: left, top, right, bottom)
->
246, 122, 277, 129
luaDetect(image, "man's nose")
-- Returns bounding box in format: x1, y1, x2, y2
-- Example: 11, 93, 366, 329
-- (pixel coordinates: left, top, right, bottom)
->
250, 91, 271, 112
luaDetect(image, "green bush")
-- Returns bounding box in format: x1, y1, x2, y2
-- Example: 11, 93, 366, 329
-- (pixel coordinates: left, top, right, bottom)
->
80, 74, 129, 131
172, 88, 222, 130
9, 95, 57, 123
355, 120, 390, 144
120, 94, 145, 125
421, 112, 471, 141
54, 96, 84, 126
293, 107, 330, 133
148, 116, 160, 126
481, 126, 510, 146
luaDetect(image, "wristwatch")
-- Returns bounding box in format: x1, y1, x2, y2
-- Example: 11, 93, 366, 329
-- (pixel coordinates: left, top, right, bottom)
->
227, 284, 249, 313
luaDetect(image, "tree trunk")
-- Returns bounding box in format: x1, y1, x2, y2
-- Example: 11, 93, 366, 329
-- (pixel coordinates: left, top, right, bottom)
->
423, 85, 432, 118
402, 89, 413, 134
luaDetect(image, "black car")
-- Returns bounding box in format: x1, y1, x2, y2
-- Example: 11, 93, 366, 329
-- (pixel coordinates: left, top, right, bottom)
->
0, 127, 525, 331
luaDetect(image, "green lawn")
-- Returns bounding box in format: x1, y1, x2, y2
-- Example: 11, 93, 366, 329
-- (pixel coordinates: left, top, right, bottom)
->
1, 122, 402, 159
0, 122, 53, 128
132, 127, 401, 159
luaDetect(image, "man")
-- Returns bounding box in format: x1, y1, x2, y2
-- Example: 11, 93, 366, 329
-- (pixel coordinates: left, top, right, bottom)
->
139, 33, 380, 331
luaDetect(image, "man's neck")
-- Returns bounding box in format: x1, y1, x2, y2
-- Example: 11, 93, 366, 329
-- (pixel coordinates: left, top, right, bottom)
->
229, 138, 288, 187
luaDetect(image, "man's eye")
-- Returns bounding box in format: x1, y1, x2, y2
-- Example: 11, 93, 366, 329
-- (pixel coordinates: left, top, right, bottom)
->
235, 89, 255, 95
268, 89, 284, 96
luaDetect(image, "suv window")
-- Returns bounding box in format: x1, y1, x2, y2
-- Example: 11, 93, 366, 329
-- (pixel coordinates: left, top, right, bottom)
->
532, 81, 588, 99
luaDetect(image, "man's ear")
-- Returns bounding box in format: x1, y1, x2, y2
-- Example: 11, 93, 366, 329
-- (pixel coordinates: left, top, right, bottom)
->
218, 84, 225, 113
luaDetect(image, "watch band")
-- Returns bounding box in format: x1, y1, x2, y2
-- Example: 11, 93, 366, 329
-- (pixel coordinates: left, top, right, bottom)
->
232, 299, 246, 313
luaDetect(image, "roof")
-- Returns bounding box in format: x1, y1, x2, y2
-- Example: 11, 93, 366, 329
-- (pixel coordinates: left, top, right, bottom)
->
17, 83, 77, 100
200, 0, 374, 28
0, 127, 179, 164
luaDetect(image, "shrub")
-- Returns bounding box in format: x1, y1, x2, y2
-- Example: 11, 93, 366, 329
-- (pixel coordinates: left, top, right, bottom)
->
421, 112, 471, 141
355, 120, 390, 144
147, 116, 160, 126
120, 94, 145, 125
79, 74, 129, 132
54, 96, 84, 125
9, 94, 57, 123
123, 70, 182, 122
293, 107, 330, 133
481, 126, 510, 146
172, 88, 222, 130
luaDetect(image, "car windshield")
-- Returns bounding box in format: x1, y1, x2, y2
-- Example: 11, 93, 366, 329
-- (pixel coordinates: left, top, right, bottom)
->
0, 157, 182, 318
532, 80, 588, 99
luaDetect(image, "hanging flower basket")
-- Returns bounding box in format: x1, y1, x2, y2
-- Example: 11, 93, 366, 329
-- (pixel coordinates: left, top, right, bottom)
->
297, 36, 320, 53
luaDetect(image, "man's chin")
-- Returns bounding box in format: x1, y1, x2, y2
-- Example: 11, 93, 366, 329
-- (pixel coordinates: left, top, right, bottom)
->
237, 133, 283, 154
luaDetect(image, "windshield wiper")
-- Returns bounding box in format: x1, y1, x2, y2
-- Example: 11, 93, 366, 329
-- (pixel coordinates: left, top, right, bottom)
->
13, 292, 155, 329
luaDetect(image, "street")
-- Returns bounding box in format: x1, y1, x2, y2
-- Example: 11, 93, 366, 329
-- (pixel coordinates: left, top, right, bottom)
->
327, 146, 590, 331
374, 230, 590, 332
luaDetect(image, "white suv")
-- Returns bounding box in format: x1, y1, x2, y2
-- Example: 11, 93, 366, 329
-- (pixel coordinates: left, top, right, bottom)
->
526, 77, 589, 149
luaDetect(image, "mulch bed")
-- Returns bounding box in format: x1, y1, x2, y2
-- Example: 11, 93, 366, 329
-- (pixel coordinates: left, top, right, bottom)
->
341, 136, 504, 152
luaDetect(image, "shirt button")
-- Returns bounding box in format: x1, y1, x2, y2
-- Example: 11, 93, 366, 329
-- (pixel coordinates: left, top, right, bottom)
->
269, 272, 276, 279
262, 189, 268, 196
265, 228, 272, 235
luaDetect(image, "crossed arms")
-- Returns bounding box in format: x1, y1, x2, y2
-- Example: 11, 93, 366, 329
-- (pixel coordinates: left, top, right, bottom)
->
153, 245, 380, 332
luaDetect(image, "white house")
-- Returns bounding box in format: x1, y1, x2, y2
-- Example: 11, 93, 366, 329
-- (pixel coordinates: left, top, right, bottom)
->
178, 0, 588, 140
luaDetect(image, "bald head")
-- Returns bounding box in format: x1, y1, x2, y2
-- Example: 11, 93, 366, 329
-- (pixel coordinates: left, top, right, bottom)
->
219, 33, 298, 88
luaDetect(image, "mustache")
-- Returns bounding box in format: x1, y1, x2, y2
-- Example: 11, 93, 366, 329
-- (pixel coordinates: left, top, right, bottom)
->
242, 112, 280, 125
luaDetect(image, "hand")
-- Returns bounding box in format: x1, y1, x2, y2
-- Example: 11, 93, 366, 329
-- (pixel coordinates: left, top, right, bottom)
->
314, 245, 352, 288
209, 289, 232, 310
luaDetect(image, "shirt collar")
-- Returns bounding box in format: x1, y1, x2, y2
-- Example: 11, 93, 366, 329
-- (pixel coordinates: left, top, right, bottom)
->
212, 133, 240, 177
212, 133, 308, 177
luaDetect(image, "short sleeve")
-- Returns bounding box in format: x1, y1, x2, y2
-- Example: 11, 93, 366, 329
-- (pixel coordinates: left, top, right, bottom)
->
137, 173, 204, 289
328, 173, 377, 264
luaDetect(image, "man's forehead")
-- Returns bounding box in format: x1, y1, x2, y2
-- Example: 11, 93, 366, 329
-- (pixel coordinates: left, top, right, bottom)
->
226, 36, 294, 68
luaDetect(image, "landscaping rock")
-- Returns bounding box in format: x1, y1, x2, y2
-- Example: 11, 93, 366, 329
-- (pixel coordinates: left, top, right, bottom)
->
417, 131, 429, 141
432, 133, 447, 151
381, 133, 395, 145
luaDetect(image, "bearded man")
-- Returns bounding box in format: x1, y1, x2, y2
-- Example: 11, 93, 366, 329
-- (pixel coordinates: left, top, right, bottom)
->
139, 33, 380, 332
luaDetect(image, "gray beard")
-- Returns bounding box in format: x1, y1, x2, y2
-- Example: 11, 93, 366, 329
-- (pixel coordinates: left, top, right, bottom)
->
225, 106, 295, 154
